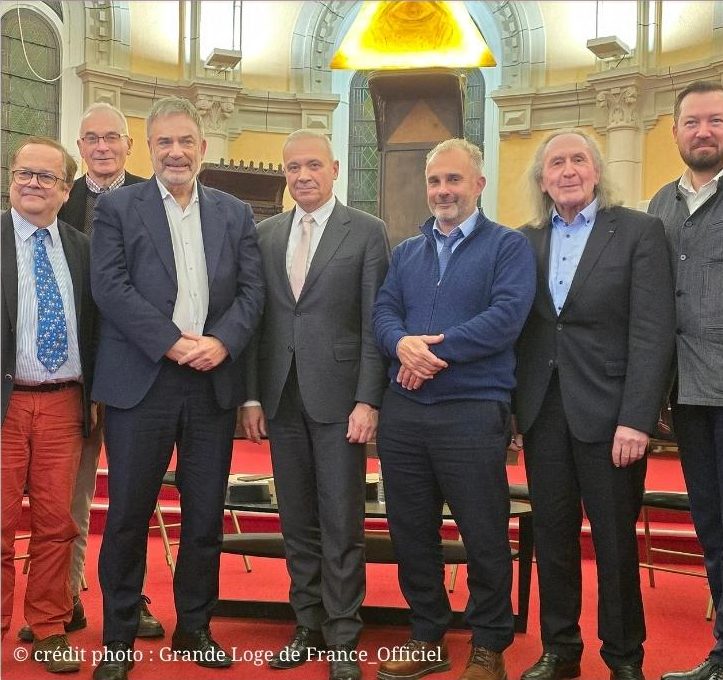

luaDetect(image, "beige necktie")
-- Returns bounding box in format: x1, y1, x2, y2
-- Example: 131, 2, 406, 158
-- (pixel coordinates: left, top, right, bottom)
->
290, 214, 313, 300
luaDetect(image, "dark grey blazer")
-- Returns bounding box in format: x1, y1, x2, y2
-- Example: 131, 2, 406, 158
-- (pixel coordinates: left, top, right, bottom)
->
245, 201, 390, 423
515, 205, 676, 442
1, 211, 97, 436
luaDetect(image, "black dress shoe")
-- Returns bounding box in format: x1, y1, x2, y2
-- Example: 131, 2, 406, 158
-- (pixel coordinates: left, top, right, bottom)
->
269, 626, 325, 669
171, 625, 232, 668
18, 596, 88, 642
93, 641, 135, 680
328, 644, 361, 680
611, 665, 645, 680
136, 595, 164, 638
662, 660, 723, 680
522, 652, 581, 680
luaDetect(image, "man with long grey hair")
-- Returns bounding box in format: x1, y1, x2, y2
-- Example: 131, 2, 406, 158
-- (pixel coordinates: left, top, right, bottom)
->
515, 129, 675, 680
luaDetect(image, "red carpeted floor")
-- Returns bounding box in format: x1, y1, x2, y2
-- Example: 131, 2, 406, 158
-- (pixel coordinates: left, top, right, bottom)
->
1, 442, 712, 680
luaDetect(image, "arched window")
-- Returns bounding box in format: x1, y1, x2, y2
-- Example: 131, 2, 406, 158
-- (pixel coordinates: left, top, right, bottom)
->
1, 8, 61, 209
347, 69, 485, 217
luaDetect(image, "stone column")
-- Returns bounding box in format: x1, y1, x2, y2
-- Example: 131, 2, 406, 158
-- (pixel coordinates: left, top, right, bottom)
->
596, 85, 642, 207
194, 93, 235, 162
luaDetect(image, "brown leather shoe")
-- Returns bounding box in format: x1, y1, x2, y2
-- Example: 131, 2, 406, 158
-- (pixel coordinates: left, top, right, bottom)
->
458, 646, 507, 680
18, 596, 88, 642
32, 633, 81, 673
377, 638, 450, 680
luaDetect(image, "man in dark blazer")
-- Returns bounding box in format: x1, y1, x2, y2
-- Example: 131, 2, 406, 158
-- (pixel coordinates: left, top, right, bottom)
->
91, 97, 264, 680
16, 102, 163, 645
1, 137, 96, 672
515, 130, 676, 680
242, 129, 389, 680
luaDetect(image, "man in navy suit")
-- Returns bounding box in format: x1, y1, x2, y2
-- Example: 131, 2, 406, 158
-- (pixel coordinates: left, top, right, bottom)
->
90, 97, 264, 680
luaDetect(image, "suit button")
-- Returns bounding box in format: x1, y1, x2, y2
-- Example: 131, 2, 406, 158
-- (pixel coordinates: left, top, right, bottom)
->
547, 359, 554, 368
287, 345, 294, 352
4, 374, 13, 382
556, 323, 563, 331
676, 289, 683, 297
295, 312, 302, 317
684, 221, 692, 227
676, 328, 682, 335
680, 254, 687, 261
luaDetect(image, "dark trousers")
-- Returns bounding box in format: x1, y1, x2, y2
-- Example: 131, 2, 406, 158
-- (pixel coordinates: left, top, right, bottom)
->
524, 376, 646, 669
672, 402, 723, 663
377, 389, 514, 651
267, 365, 366, 646
99, 361, 235, 644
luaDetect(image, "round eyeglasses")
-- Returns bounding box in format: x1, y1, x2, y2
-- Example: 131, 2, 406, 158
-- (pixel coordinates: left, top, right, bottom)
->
80, 133, 126, 145
11, 169, 64, 189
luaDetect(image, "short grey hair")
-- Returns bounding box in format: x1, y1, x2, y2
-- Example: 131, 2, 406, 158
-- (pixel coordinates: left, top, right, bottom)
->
283, 129, 335, 161
526, 128, 619, 226
426, 138, 484, 176
146, 97, 204, 138
80, 102, 129, 135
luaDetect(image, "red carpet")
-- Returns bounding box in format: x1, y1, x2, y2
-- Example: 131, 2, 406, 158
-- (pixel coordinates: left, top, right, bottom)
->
3, 441, 711, 679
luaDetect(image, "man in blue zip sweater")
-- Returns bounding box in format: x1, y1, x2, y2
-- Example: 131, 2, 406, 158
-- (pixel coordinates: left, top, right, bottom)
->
372, 138, 536, 680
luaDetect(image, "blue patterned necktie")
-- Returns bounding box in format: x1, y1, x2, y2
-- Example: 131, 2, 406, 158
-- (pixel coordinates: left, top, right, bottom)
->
33, 229, 68, 372
438, 227, 464, 279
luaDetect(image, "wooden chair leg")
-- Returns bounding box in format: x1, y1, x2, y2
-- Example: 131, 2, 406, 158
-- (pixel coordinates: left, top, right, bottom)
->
708, 595, 715, 621
230, 511, 252, 573
447, 564, 458, 593
154, 502, 176, 576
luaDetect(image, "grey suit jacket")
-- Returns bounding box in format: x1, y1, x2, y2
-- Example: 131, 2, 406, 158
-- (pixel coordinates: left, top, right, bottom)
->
1, 211, 97, 436
515, 205, 676, 442
246, 200, 390, 423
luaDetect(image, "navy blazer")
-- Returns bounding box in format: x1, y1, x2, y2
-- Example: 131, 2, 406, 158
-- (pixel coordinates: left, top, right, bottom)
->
1, 211, 97, 435
90, 178, 264, 409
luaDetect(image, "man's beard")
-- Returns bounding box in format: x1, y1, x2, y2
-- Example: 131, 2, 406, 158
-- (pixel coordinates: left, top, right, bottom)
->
681, 145, 723, 172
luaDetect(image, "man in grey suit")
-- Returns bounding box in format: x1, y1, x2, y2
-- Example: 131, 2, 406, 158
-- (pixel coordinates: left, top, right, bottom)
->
649, 80, 723, 680
242, 129, 389, 680
515, 130, 675, 680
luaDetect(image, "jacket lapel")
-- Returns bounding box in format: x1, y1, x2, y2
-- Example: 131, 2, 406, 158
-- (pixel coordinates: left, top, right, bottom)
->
136, 180, 177, 285
1, 212, 18, 332
561, 208, 617, 313
58, 222, 83, 331
198, 184, 224, 286
271, 211, 295, 300
528, 224, 556, 317
299, 202, 350, 298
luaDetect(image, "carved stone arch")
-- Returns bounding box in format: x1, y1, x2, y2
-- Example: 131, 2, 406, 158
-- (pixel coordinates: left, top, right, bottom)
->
290, 1, 546, 95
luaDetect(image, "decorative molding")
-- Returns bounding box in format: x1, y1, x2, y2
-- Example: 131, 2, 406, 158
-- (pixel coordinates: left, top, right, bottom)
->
83, 1, 130, 71
194, 94, 235, 134
596, 85, 639, 129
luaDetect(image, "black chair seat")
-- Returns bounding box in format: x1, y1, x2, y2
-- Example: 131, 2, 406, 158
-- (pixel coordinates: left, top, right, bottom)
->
222, 532, 478, 565
642, 491, 690, 512
509, 483, 530, 502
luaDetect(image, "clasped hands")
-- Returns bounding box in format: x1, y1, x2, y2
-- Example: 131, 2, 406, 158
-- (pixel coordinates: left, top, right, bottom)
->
165, 331, 228, 372
395, 334, 447, 391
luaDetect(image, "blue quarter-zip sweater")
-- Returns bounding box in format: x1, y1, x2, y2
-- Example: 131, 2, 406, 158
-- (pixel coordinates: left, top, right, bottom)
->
373, 211, 536, 404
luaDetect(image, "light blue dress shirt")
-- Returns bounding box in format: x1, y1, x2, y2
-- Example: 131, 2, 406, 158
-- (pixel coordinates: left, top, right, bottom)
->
432, 209, 479, 255
548, 199, 598, 314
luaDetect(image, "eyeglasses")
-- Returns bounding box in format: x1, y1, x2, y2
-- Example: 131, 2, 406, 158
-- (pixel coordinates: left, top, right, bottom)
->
79, 133, 126, 145
11, 169, 65, 189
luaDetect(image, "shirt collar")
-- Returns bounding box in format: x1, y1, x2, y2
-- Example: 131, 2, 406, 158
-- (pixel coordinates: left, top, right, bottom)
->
86, 171, 126, 195
678, 167, 723, 196
293, 195, 336, 227
11, 207, 60, 244
432, 209, 479, 240
156, 177, 199, 207
551, 198, 598, 228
